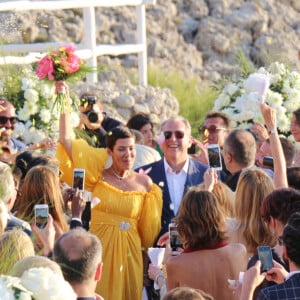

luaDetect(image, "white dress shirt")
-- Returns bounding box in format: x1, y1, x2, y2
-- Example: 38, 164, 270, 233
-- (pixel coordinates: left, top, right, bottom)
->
164, 157, 189, 215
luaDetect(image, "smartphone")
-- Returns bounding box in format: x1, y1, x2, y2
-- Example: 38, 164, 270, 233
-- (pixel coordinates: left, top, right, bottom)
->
169, 223, 183, 251
207, 144, 222, 171
188, 143, 196, 155
72, 168, 85, 191
34, 204, 49, 229
263, 156, 274, 168
257, 246, 273, 272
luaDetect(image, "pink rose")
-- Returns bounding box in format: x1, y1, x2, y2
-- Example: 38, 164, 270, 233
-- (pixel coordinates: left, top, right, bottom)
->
36, 56, 55, 81
65, 54, 81, 74
62, 45, 76, 55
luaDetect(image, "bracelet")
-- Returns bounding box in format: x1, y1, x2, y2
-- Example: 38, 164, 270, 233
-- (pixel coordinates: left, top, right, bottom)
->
155, 272, 165, 285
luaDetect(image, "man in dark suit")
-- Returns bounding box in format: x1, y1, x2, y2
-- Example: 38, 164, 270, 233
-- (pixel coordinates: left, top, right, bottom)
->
138, 116, 208, 236
241, 212, 300, 299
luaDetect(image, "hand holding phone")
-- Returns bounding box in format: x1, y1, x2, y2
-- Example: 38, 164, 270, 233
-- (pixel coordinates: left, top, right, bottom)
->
72, 168, 85, 191
169, 223, 183, 252
257, 246, 273, 272
34, 204, 49, 229
207, 144, 222, 171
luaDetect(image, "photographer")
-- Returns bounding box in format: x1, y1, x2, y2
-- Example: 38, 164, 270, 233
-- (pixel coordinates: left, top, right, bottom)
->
77, 93, 122, 148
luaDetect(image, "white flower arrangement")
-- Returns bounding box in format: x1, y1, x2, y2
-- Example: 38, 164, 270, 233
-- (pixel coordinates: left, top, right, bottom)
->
1, 65, 79, 145
0, 267, 77, 300
213, 62, 300, 136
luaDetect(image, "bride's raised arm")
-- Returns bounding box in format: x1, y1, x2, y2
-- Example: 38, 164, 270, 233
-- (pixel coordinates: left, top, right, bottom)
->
57, 81, 72, 158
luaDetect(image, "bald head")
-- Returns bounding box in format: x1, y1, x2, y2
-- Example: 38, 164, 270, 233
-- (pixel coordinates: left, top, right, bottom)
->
224, 129, 256, 167
53, 228, 102, 283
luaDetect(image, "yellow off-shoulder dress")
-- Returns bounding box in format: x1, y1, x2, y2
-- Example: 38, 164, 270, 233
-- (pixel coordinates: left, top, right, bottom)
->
56, 140, 162, 300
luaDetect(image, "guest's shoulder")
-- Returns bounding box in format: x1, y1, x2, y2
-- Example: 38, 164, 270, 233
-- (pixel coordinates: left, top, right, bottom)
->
189, 158, 208, 170
136, 159, 163, 172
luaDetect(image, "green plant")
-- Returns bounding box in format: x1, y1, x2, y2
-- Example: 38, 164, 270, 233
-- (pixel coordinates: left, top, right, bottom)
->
147, 66, 218, 137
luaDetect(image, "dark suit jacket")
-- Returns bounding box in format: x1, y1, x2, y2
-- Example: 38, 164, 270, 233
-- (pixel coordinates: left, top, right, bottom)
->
138, 158, 208, 236
257, 272, 300, 300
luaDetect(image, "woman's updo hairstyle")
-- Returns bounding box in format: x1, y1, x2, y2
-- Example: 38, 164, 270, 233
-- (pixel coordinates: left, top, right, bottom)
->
106, 126, 136, 150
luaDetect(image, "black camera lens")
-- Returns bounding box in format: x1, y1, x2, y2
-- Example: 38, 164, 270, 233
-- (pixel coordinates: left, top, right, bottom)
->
84, 110, 99, 123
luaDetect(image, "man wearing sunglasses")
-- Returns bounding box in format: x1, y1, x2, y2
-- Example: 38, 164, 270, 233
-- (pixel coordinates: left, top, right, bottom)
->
0, 98, 25, 153
138, 116, 208, 236
195, 111, 232, 182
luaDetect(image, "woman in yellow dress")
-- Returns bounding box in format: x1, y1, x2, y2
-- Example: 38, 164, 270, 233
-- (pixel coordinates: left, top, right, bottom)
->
56, 83, 162, 300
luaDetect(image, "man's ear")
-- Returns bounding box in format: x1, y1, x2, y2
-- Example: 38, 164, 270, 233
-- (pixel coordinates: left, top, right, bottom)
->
94, 262, 103, 281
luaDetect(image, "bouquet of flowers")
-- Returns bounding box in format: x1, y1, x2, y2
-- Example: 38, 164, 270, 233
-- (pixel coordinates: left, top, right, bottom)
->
0, 65, 79, 144
213, 62, 300, 137
36, 44, 91, 112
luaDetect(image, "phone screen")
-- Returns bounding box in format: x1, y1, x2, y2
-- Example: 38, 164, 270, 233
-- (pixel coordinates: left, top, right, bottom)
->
207, 145, 222, 170
35, 205, 49, 229
73, 169, 85, 190
257, 246, 273, 272
169, 223, 183, 250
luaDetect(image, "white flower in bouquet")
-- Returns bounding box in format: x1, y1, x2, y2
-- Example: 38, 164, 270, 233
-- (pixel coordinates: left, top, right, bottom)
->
24, 89, 39, 103
20, 267, 77, 300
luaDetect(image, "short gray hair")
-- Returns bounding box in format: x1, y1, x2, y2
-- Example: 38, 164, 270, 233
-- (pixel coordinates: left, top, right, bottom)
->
160, 116, 191, 135
0, 162, 15, 204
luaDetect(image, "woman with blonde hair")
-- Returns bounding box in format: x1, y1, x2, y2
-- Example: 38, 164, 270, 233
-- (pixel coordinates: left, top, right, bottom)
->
16, 165, 68, 240
0, 229, 35, 274
227, 168, 276, 257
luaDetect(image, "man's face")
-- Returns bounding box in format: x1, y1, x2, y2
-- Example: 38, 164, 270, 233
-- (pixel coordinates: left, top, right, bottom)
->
256, 141, 272, 168
160, 119, 192, 164
201, 117, 228, 146
0, 102, 17, 141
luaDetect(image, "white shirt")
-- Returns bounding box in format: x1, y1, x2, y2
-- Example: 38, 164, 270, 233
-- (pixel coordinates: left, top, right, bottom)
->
286, 270, 300, 280
164, 157, 189, 215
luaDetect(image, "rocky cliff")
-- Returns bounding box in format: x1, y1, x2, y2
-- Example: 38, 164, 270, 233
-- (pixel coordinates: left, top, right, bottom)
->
0, 0, 300, 124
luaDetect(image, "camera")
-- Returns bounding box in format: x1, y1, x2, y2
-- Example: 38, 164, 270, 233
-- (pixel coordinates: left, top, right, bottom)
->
81, 95, 99, 123
263, 156, 274, 168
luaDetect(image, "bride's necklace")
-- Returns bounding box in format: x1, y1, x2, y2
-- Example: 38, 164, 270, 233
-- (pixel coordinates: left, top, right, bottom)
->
111, 167, 130, 180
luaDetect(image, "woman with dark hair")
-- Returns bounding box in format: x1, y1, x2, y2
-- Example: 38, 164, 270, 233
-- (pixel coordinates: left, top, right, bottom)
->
166, 188, 247, 300
261, 188, 300, 239
127, 112, 163, 156
57, 81, 162, 300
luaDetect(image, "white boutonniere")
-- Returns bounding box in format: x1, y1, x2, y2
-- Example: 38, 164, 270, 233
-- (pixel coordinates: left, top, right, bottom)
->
158, 181, 164, 188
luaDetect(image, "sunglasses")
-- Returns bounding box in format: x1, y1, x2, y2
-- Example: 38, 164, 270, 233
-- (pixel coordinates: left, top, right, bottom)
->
163, 131, 185, 140
0, 116, 17, 125
198, 125, 226, 135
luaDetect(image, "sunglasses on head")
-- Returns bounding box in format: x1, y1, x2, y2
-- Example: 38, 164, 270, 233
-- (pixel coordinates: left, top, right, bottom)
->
0, 116, 17, 125
163, 131, 185, 140
198, 125, 226, 135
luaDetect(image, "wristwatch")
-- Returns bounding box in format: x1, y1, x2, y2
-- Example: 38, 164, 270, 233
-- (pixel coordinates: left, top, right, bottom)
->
268, 128, 277, 135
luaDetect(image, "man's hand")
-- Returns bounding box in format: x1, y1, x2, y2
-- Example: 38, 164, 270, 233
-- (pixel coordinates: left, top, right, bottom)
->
189, 138, 209, 165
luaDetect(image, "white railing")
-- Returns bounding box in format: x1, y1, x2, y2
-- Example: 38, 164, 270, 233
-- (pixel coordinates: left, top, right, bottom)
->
0, 0, 156, 85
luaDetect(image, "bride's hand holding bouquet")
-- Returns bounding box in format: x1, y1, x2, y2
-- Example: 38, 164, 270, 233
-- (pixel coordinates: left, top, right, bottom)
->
36, 45, 92, 113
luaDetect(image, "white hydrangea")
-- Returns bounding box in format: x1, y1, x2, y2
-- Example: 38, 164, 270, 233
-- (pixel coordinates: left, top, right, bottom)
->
20, 267, 77, 300
21, 78, 36, 91
0, 275, 32, 300
39, 108, 52, 124
214, 61, 300, 136
24, 89, 39, 103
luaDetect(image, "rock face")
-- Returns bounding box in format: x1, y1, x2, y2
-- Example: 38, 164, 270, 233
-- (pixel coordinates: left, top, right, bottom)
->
0, 0, 299, 124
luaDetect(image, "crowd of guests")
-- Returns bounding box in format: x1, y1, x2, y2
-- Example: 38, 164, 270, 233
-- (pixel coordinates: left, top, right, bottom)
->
0, 81, 300, 300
